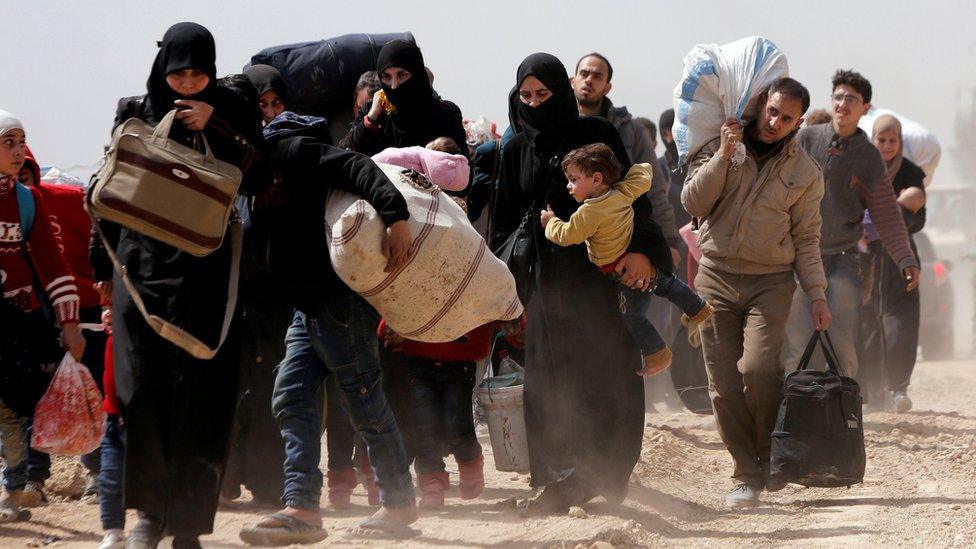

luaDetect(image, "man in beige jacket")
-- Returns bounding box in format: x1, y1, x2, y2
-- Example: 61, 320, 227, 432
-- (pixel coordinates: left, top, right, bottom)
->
682, 77, 831, 508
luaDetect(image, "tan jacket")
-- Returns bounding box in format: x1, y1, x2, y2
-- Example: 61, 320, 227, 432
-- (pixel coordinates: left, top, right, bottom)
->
545, 163, 651, 267
681, 135, 827, 302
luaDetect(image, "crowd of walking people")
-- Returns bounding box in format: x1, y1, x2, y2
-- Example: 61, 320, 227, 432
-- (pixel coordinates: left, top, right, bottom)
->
0, 21, 930, 548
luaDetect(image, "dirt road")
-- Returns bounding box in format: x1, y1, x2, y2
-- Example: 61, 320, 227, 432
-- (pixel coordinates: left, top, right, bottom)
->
3, 358, 975, 548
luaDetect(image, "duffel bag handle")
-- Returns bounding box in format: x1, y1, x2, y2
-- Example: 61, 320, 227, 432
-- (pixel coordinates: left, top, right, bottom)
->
152, 109, 217, 162
796, 330, 845, 376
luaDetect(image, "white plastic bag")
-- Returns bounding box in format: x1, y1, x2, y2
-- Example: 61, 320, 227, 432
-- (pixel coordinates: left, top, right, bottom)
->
31, 353, 105, 456
672, 36, 789, 165
325, 163, 523, 343
858, 107, 941, 187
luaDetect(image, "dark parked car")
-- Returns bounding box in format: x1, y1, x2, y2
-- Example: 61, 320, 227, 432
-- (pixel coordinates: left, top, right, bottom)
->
916, 231, 955, 360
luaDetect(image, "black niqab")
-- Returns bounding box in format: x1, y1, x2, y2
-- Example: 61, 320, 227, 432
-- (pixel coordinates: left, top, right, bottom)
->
146, 22, 218, 123
244, 64, 288, 104
508, 53, 579, 151
375, 40, 433, 116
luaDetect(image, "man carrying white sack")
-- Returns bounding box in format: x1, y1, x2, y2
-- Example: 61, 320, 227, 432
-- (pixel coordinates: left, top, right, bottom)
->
682, 77, 831, 508
240, 113, 419, 546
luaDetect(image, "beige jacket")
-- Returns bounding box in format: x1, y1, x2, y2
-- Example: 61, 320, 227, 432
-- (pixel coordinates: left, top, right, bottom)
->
681, 135, 827, 302
545, 163, 651, 266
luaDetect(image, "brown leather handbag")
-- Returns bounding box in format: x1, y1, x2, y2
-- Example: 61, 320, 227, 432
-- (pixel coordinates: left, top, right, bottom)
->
88, 108, 242, 257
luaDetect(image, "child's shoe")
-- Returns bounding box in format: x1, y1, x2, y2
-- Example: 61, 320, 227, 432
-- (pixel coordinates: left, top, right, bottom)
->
457, 453, 485, 500
359, 464, 381, 506
638, 347, 673, 377
326, 469, 358, 510
418, 472, 450, 509
681, 301, 714, 348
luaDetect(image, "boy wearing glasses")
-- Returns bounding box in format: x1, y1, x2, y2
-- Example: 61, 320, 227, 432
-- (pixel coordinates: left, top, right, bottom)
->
784, 70, 920, 379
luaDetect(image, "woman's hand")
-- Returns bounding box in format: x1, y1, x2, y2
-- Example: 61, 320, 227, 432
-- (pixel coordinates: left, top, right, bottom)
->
174, 99, 214, 131
383, 220, 413, 273
94, 281, 113, 304
367, 90, 386, 122
61, 322, 86, 361
614, 252, 656, 291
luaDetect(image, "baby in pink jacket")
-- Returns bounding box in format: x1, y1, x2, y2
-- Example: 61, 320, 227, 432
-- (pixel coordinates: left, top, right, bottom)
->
372, 142, 469, 192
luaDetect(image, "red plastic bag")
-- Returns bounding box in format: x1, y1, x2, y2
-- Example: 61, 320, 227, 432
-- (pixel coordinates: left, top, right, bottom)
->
31, 353, 106, 455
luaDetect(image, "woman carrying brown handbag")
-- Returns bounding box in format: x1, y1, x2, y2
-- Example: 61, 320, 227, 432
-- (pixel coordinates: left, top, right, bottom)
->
90, 22, 267, 549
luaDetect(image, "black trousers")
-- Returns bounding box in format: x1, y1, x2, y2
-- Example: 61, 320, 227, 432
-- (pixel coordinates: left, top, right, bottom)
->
858, 243, 921, 395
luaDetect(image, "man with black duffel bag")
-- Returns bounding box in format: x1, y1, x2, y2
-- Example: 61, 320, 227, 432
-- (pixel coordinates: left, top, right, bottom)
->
770, 330, 865, 488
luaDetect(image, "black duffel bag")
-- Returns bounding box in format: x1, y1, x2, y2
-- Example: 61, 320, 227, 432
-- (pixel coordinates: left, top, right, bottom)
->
769, 330, 865, 488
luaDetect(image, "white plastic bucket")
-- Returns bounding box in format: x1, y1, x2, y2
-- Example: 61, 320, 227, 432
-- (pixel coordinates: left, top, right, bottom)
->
477, 383, 530, 473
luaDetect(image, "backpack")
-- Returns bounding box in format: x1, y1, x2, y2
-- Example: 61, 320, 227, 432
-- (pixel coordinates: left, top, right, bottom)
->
769, 331, 865, 488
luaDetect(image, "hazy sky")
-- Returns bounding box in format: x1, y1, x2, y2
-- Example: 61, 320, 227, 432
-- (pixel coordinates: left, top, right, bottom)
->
4, 0, 975, 184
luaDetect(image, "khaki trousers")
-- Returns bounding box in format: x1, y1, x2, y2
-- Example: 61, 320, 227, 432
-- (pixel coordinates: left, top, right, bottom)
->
695, 265, 796, 487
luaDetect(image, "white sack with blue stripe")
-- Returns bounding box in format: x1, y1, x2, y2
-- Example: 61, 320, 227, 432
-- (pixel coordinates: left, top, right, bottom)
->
672, 36, 789, 165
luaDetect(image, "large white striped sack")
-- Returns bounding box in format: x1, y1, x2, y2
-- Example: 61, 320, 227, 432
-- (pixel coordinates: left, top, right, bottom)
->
325, 164, 523, 343
858, 107, 941, 187
673, 36, 789, 165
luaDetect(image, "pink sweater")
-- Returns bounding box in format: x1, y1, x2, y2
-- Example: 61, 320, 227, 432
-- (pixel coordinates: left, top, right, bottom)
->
372, 146, 470, 191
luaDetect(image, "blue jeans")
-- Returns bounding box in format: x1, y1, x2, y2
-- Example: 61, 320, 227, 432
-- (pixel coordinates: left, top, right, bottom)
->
784, 250, 861, 375
407, 358, 481, 475
620, 272, 706, 356
271, 290, 414, 510
99, 415, 125, 531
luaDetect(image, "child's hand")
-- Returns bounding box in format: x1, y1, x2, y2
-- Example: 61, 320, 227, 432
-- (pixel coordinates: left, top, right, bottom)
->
539, 206, 555, 228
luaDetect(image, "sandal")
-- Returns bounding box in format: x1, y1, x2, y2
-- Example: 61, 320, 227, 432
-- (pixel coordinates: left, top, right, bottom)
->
239, 512, 328, 546
352, 516, 420, 539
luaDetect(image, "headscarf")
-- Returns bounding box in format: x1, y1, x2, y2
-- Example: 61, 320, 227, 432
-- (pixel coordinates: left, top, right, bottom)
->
146, 22, 218, 123
872, 114, 903, 183
0, 110, 23, 137
244, 64, 288, 104
375, 40, 434, 116
507, 53, 579, 151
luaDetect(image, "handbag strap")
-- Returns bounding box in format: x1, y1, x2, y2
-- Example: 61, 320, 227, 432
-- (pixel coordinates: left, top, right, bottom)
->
796, 330, 845, 376
88, 206, 242, 361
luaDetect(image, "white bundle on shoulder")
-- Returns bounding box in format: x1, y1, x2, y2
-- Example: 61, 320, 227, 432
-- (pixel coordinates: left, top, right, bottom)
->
673, 36, 790, 166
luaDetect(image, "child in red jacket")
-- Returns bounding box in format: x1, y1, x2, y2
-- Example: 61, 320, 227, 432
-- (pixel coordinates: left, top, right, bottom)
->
0, 110, 84, 523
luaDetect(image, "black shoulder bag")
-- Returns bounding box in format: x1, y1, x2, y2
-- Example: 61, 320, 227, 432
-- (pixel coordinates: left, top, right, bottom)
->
492, 140, 567, 304
770, 330, 865, 488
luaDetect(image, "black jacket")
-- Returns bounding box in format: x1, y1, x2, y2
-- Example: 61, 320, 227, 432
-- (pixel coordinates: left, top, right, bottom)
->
265, 134, 410, 312
339, 98, 468, 158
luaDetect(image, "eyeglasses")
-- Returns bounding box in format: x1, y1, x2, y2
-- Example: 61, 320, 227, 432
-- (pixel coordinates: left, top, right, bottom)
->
831, 93, 863, 105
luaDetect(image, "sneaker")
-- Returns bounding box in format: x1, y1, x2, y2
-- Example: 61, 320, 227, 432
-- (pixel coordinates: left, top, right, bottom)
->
98, 529, 125, 549
889, 391, 913, 414
725, 483, 761, 508
20, 481, 47, 508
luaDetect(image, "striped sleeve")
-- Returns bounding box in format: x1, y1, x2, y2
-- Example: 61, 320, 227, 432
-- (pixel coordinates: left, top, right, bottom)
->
853, 175, 918, 272
25, 188, 80, 324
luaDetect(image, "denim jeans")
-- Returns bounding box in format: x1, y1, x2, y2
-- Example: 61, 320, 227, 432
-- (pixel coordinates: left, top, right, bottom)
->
619, 271, 705, 356
99, 415, 125, 531
271, 289, 414, 510
0, 400, 28, 492
784, 250, 861, 375
407, 358, 481, 475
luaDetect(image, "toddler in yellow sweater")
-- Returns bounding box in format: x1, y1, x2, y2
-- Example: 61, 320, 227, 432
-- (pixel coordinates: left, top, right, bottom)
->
540, 144, 711, 375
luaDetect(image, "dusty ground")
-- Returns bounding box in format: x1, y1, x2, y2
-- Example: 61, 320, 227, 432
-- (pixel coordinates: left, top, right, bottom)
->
2, 357, 975, 548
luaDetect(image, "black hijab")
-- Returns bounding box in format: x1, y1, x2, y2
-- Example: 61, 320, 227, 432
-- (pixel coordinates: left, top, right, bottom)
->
376, 40, 434, 117
508, 53, 579, 151
146, 22, 218, 123
244, 64, 288, 104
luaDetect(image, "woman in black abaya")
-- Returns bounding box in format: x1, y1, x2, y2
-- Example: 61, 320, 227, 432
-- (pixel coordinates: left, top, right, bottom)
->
93, 22, 266, 548
340, 40, 467, 156
491, 53, 672, 512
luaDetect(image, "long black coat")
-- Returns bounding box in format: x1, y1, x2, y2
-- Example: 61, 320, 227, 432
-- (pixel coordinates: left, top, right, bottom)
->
100, 83, 266, 536
492, 115, 670, 498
